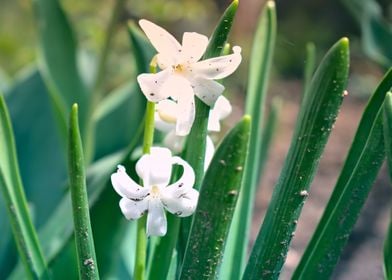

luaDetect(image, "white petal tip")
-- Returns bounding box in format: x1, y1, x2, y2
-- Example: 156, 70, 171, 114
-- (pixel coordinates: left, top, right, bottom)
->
117, 165, 126, 172
138, 19, 150, 27
233, 46, 241, 54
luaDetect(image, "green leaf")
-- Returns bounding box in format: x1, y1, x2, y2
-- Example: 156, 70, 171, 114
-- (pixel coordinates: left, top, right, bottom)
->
303, 42, 316, 97
0, 67, 67, 277
0, 68, 11, 93
342, 0, 392, 67
383, 91, 392, 280
68, 104, 100, 279
127, 22, 156, 75
5, 68, 67, 227
244, 38, 350, 279
220, 2, 276, 279
180, 116, 251, 279
0, 95, 49, 279
293, 69, 392, 279
93, 82, 145, 160
33, 0, 89, 137
176, 0, 240, 270
184, 0, 239, 191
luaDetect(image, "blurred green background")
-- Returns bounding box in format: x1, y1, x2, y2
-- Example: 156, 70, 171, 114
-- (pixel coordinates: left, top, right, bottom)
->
1, 0, 390, 93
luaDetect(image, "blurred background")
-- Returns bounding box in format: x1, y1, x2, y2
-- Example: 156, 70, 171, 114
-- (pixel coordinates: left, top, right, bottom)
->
0, 0, 391, 278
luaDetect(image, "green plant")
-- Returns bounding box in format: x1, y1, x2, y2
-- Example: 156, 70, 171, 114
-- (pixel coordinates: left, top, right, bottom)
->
1, 0, 391, 279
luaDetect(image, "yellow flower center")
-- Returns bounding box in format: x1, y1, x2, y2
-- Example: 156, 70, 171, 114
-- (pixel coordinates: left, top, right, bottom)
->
151, 185, 160, 198
173, 64, 184, 73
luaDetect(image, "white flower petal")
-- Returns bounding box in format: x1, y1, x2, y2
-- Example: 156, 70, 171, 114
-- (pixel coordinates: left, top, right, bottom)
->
159, 75, 195, 135
146, 199, 167, 236
164, 156, 195, 197
156, 99, 178, 124
136, 147, 173, 187
161, 188, 199, 217
155, 111, 175, 133
160, 74, 192, 101
207, 95, 232, 131
191, 46, 242, 80
111, 165, 149, 200
191, 77, 225, 107
163, 131, 185, 154
181, 32, 209, 64
137, 69, 171, 102
176, 93, 195, 136
139, 19, 181, 64
204, 136, 215, 171
119, 197, 148, 220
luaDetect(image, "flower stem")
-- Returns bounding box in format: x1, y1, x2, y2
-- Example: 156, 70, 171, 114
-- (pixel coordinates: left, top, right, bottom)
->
134, 62, 157, 280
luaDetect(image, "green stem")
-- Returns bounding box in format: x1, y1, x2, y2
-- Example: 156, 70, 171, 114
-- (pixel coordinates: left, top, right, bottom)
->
134, 62, 157, 280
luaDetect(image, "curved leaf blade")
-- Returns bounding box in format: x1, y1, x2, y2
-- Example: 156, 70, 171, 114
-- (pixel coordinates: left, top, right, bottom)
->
68, 104, 100, 279
33, 0, 89, 135
383, 91, 392, 280
293, 69, 392, 279
220, 3, 277, 278
180, 116, 251, 280
244, 38, 350, 279
0, 95, 49, 279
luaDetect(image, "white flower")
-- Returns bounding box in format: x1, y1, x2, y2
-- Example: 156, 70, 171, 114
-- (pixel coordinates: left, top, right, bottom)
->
111, 147, 198, 236
155, 96, 232, 169
137, 19, 242, 136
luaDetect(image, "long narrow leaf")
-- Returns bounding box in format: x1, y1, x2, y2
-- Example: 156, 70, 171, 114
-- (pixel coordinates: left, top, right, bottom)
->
303, 42, 316, 97
0, 95, 49, 279
180, 116, 251, 279
220, 2, 276, 279
180, 0, 240, 272
68, 104, 100, 279
382, 91, 392, 280
244, 38, 350, 279
293, 69, 392, 279
33, 0, 89, 138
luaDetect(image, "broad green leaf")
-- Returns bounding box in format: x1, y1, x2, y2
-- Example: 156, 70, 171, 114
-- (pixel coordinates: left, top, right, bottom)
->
93, 82, 145, 160
220, 2, 276, 279
244, 38, 350, 279
5, 68, 67, 227
8, 149, 128, 279
342, 0, 392, 67
0, 67, 66, 277
293, 69, 392, 279
0, 197, 15, 278
33, 0, 89, 137
0, 95, 49, 279
44, 126, 142, 279
180, 116, 251, 279
68, 104, 100, 279
383, 91, 392, 280
0, 68, 10, 93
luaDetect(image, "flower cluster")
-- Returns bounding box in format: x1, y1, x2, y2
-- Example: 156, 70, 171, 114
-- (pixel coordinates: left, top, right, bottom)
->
111, 147, 197, 236
137, 19, 241, 136
111, 19, 241, 236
